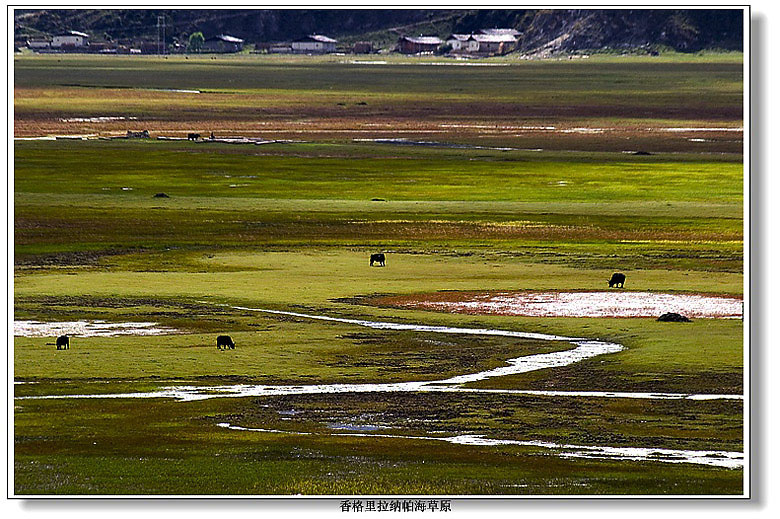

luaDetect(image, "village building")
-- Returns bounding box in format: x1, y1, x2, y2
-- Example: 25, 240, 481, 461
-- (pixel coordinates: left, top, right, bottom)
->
291, 34, 338, 53
397, 35, 442, 54
446, 31, 518, 56
86, 42, 112, 53
51, 30, 89, 48
472, 33, 518, 55
202, 34, 244, 53
26, 38, 51, 50
445, 34, 471, 51
254, 42, 293, 54
268, 44, 293, 53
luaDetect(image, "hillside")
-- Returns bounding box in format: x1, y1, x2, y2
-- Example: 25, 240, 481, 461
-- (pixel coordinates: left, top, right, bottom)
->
14, 8, 743, 53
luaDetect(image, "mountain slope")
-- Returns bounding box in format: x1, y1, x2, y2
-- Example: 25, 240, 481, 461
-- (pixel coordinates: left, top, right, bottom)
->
14, 8, 743, 52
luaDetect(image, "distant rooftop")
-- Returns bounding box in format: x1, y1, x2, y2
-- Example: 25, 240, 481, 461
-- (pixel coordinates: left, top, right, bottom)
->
472, 33, 518, 43
479, 28, 521, 37
400, 35, 443, 45
447, 32, 518, 43
207, 34, 244, 43
55, 30, 89, 38
295, 34, 338, 43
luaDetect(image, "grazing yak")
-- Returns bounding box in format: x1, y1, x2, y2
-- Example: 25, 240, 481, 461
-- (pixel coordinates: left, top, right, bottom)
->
55, 335, 69, 350
187, 133, 201, 141
608, 272, 626, 288
216, 335, 235, 350
657, 312, 691, 322
370, 253, 386, 267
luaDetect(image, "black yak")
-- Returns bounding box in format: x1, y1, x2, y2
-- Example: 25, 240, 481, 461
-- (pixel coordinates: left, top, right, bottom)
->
370, 253, 386, 267
216, 335, 235, 350
657, 313, 691, 322
608, 273, 626, 288
55, 335, 69, 350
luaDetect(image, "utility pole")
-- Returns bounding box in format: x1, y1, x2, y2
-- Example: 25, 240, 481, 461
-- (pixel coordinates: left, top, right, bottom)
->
157, 15, 166, 55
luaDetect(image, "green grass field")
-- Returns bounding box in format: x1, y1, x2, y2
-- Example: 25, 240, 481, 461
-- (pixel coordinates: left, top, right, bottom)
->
14, 53, 743, 152
13, 52, 745, 495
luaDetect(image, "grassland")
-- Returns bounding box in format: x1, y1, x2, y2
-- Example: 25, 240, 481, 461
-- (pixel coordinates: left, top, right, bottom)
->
14, 53, 743, 152
13, 52, 744, 495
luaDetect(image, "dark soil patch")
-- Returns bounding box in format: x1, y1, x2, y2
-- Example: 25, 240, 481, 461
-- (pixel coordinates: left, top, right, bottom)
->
324, 330, 566, 378
466, 361, 743, 395
15, 295, 223, 312
15, 248, 148, 267
219, 391, 743, 451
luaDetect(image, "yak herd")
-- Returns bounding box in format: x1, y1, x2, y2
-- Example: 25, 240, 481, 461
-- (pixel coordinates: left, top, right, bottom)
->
45, 254, 636, 351
49, 333, 237, 351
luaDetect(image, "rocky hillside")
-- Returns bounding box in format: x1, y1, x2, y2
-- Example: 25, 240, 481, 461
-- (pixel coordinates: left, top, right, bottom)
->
506, 9, 744, 53
14, 8, 743, 53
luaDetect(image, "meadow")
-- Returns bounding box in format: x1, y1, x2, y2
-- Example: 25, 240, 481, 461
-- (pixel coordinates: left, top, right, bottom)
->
13, 52, 744, 495
14, 53, 743, 151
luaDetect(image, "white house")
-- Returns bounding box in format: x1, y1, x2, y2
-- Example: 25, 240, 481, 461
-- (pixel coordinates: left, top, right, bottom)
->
446, 34, 470, 51
51, 31, 89, 48
472, 33, 517, 54
27, 38, 51, 50
291, 34, 337, 53
446, 32, 518, 55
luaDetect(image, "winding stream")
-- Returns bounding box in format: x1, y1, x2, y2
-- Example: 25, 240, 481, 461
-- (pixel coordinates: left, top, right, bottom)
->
15, 306, 743, 469
16, 306, 741, 403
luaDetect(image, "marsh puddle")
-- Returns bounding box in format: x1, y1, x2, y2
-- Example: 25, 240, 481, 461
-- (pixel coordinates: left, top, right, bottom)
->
215, 423, 742, 469
654, 127, 743, 132
327, 423, 383, 431
15, 134, 98, 141
401, 291, 743, 319
59, 116, 138, 123
450, 436, 743, 469
424, 125, 743, 135
14, 320, 180, 337
149, 88, 201, 94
